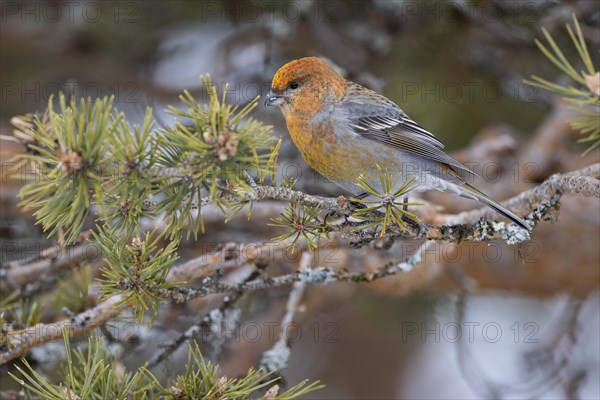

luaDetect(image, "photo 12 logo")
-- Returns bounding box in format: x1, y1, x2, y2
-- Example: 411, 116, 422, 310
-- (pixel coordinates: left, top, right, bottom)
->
401, 321, 540, 344
1, 1, 140, 24
1, 81, 140, 105
199, 321, 339, 344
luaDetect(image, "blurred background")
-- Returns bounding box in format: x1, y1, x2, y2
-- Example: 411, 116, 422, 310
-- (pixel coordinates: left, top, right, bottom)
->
1, 1, 599, 399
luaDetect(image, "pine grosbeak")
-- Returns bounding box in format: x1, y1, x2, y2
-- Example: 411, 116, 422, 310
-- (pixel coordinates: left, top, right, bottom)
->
265, 57, 530, 230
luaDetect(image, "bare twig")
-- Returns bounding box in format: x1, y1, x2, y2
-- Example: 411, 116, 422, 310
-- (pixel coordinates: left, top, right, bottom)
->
168, 241, 430, 303
1, 240, 99, 292
148, 267, 261, 369
259, 252, 309, 372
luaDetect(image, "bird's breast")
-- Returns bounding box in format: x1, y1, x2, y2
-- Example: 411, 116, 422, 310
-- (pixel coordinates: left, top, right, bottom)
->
285, 115, 400, 186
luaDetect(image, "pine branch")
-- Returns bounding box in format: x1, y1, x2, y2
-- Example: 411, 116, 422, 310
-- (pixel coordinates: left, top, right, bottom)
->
2, 164, 598, 364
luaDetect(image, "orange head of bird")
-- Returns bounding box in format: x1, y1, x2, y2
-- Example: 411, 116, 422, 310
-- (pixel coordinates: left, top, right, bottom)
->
264, 57, 346, 117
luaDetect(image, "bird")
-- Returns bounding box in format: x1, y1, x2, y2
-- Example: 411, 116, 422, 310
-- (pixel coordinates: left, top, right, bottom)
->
264, 56, 530, 230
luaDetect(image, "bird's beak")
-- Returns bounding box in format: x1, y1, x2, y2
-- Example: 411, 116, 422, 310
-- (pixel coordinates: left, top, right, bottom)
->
264, 90, 283, 107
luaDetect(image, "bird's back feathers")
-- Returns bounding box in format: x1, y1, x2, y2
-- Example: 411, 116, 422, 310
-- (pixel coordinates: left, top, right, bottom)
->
342, 82, 474, 177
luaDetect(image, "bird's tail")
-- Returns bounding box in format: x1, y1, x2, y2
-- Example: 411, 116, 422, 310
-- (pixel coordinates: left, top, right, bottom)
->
458, 183, 531, 231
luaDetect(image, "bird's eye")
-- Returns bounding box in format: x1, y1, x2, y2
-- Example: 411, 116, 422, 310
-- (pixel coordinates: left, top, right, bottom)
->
289, 81, 299, 89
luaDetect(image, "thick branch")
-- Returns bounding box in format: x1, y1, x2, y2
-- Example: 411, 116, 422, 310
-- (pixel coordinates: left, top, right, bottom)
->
444, 163, 599, 226
239, 184, 352, 213
245, 164, 600, 245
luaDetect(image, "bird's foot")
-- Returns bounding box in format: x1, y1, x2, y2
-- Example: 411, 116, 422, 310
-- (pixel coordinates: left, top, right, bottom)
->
401, 214, 424, 236
399, 196, 424, 235
349, 192, 369, 210
324, 210, 343, 225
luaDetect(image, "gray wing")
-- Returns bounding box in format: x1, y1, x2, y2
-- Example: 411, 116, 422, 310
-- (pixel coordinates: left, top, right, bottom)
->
343, 86, 474, 176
